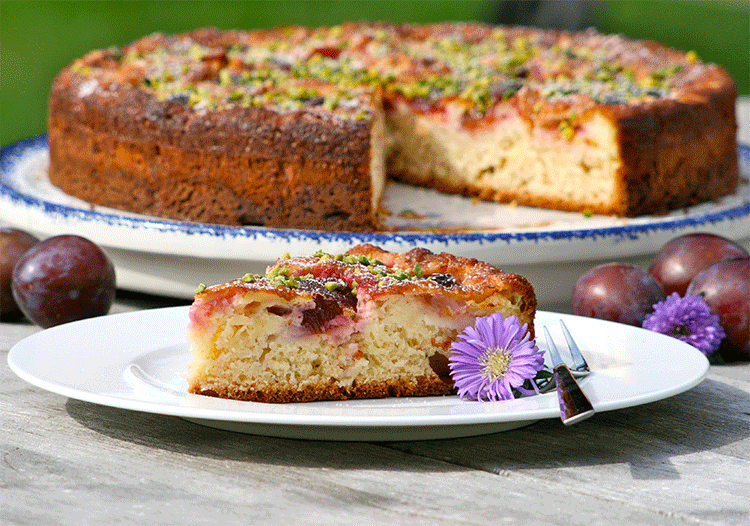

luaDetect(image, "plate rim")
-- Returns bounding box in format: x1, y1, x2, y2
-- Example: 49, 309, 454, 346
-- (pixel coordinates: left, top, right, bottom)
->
7, 307, 710, 430
1, 135, 748, 247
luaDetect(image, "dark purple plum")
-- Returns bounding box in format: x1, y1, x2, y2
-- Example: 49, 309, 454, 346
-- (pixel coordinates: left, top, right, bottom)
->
572, 262, 666, 326
649, 233, 748, 296
12, 235, 116, 328
687, 258, 750, 360
1, 228, 39, 315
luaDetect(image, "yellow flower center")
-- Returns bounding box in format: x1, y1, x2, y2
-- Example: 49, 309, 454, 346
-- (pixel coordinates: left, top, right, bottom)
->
482, 347, 512, 379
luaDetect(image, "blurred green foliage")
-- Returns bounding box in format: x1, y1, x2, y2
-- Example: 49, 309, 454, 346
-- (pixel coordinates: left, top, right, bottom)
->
598, 1, 749, 95
2, 0, 748, 147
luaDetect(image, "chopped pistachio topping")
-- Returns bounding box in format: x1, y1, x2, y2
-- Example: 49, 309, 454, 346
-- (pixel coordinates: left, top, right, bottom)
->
311, 250, 438, 285
91, 25, 700, 119
264, 264, 305, 288
558, 120, 575, 141
324, 280, 345, 291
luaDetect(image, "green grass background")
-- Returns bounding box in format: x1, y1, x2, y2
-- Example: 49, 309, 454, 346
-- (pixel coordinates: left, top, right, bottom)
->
2, 0, 748, 147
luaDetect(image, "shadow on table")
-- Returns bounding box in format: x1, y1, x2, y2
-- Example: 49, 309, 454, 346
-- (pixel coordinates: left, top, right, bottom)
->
388, 377, 750, 480
64, 398, 465, 473
66, 377, 750, 477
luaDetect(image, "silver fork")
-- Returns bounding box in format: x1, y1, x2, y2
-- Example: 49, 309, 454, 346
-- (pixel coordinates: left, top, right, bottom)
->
559, 320, 591, 378
534, 320, 590, 392
540, 320, 595, 425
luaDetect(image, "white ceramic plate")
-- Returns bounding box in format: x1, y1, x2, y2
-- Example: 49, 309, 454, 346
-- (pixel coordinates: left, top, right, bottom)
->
1, 137, 748, 305
8, 308, 710, 441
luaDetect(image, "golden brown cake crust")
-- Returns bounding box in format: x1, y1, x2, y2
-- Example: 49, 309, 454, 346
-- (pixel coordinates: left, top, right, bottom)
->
345, 244, 537, 328
189, 374, 455, 402
48, 70, 379, 230
191, 244, 537, 335
49, 23, 738, 229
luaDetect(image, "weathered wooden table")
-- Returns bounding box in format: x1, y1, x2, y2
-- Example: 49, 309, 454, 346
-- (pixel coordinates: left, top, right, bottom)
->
3, 287, 749, 526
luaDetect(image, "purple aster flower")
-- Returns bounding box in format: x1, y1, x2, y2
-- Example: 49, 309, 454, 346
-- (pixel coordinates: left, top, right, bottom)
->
642, 292, 725, 355
449, 313, 545, 401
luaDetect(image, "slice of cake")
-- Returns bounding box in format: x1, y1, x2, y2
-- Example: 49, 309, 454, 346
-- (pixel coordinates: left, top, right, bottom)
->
186, 244, 536, 402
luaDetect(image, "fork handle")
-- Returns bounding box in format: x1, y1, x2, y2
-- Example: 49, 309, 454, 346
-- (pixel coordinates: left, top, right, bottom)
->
554, 363, 595, 425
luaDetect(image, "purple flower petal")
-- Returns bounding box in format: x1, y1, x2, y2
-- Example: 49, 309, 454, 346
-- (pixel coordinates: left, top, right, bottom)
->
642, 293, 725, 355
449, 313, 545, 402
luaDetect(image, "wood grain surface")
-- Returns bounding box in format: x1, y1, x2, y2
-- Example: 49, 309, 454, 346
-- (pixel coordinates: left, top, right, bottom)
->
2, 292, 749, 525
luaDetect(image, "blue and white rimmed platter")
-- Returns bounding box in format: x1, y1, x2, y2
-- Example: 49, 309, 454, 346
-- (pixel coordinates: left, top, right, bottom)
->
1, 136, 748, 304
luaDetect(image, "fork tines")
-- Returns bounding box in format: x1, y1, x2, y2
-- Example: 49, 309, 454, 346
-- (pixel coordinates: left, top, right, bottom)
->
559, 320, 590, 375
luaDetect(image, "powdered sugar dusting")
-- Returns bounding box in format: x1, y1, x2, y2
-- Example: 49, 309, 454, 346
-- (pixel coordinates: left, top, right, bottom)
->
78, 79, 99, 98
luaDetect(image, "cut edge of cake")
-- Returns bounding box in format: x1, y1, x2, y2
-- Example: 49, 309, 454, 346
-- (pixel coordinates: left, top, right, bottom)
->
185, 244, 536, 403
